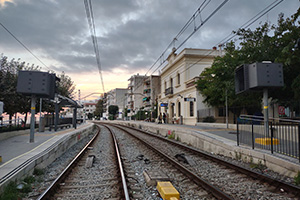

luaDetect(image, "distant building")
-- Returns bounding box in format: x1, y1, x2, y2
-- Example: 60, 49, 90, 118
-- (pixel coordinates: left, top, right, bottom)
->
127, 74, 148, 118
159, 48, 222, 125
105, 88, 128, 119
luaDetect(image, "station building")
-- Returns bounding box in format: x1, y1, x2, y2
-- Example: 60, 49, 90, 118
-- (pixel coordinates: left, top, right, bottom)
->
159, 48, 223, 125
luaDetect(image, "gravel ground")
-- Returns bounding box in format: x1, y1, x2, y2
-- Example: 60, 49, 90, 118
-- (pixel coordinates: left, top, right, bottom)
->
110, 125, 217, 200
118, 125, 296, 200
24, 131, 96, 200
53, 125, 121, 199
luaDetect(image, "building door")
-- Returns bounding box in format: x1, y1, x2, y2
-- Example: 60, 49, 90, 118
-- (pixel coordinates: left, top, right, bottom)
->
178, 102, 181, 116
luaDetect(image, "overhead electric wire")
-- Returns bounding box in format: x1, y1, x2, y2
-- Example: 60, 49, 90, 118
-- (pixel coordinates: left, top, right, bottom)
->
161, 0, 284, 85
218, 0, 283, 46
84, 0, 105, 93
123, 0, 228, 106
0, 22, 51, 71
145, 0, 214, 76
108, 0, 284, 109
130, 0, 284, 104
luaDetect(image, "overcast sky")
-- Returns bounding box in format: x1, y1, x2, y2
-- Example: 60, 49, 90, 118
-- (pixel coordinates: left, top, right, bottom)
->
0, 0, 299, 99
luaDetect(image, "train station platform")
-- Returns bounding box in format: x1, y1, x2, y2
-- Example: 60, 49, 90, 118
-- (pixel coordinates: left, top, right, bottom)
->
0, 122, 94, 191
108, 120, 300, 178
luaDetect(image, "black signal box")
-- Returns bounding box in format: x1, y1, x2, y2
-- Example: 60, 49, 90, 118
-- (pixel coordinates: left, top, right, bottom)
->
235, 62, 283, 94
17, 71, 57, 99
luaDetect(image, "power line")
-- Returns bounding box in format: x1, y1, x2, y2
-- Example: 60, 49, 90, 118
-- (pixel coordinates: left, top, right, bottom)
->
146, 0, 229, 76
84, 0, 105, 93
0, 22, 51, 71
161, 0, 284, 87
107, 0, 284, 110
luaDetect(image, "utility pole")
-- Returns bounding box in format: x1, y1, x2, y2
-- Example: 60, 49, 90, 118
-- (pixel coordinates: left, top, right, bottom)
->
29, 95, 36, 143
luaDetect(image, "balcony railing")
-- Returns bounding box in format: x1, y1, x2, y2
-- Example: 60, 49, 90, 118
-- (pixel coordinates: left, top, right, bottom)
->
165, 87, 173, 95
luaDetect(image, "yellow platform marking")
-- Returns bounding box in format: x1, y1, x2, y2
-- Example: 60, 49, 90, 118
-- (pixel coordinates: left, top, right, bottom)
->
157, 181, 180, 200
255, 137, 279, 145
0, 135, 58, 168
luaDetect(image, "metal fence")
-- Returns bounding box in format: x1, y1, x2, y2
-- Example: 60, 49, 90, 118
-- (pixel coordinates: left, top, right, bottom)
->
237, 115, 300, 162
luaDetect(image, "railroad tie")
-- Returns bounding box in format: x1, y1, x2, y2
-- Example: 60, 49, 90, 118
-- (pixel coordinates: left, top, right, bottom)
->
85, 154, 95, 168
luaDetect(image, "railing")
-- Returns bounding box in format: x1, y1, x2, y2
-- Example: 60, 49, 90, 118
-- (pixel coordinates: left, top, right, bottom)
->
165, 87, 173, 95
237, 115, 300, 162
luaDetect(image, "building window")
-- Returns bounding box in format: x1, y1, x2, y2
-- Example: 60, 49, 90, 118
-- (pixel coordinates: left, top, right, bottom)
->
178, 102, 181, 116
177, 73, 180, 84
164, 81, 167, 91
170, 78, 173, 88
190, 101, 194, 117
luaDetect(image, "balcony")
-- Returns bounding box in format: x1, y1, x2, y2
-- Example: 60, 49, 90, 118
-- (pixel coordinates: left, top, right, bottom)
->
165, 87, 173, 96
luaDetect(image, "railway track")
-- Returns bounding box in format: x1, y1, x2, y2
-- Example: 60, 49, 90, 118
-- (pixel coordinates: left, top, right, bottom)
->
100, 123, 230, 199
37, 125, 129, 200
103, 122, 300, 199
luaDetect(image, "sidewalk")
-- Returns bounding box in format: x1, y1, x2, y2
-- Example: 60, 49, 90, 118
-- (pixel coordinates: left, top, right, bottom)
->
0, 123, 93, 190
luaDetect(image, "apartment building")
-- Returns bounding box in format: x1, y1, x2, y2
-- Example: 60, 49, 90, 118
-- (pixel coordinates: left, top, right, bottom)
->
105, 88, 128, 118
143, 75, 161, 111
127, 74, 148, 117
159, 48, 222, 125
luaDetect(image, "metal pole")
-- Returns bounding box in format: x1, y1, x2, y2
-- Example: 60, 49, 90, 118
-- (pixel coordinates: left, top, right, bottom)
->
225, 89, 228, 129
252, 120, 254, 149
55, 99, 59, 132
237, 118, 239, 146
30, 95, 36, 143
263, 88, 269, 137
39, 98, 42, 132
298, 124, 300, 163
271, 122, 274, 154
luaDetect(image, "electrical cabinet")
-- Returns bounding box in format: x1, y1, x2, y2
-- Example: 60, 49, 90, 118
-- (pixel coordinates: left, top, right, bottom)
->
235, 62, 283, 94
17, 71, 57, 99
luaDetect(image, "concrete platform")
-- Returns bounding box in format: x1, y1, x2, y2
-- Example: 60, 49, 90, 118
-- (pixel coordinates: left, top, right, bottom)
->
0, 122, 94, 192
107, 120, 300, 178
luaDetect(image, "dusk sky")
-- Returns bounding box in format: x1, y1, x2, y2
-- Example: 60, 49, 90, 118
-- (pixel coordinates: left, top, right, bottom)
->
0, 0, 299, 100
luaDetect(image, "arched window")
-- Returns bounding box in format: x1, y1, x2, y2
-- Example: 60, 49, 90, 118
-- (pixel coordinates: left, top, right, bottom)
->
190, 101, 194, 117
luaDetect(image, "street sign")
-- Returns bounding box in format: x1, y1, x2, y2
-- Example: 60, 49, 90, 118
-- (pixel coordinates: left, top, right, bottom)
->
184, 98, 196, 102
160, 103, 168, 107
278, 106, 285, 115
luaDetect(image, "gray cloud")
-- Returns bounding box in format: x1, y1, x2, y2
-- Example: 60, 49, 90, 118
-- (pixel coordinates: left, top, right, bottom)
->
0, 0, 299, 76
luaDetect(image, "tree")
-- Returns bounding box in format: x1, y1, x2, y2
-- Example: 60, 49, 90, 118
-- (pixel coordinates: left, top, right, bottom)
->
196, 42, 262, 118
56, 72, 76, 98
108, 105, 119, 119
196, 9, 300, 117
94, 99, 104, 118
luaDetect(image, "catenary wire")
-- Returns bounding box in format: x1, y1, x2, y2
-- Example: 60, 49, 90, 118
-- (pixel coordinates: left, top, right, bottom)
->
0, 22, 51, 71
121, 0, 284, 109
84, 0, 105, 93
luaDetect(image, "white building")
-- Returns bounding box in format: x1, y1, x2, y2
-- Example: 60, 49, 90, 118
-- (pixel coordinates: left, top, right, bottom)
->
159, 48, 222, 125
106, 88, 128, 119
127, 74, 148, 118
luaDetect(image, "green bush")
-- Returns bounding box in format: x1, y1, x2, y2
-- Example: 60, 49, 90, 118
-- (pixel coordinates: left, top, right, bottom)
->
0, 182, 19, 200
33, 168, 44, 176
294, 171, 300, 186
202, 116, 216, 123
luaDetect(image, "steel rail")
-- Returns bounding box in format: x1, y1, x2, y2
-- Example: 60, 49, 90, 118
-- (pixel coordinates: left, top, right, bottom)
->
102, 124, 130, 200
110, 123, 300, 198
37, 126, 100, 200
104, 123, 233, 200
